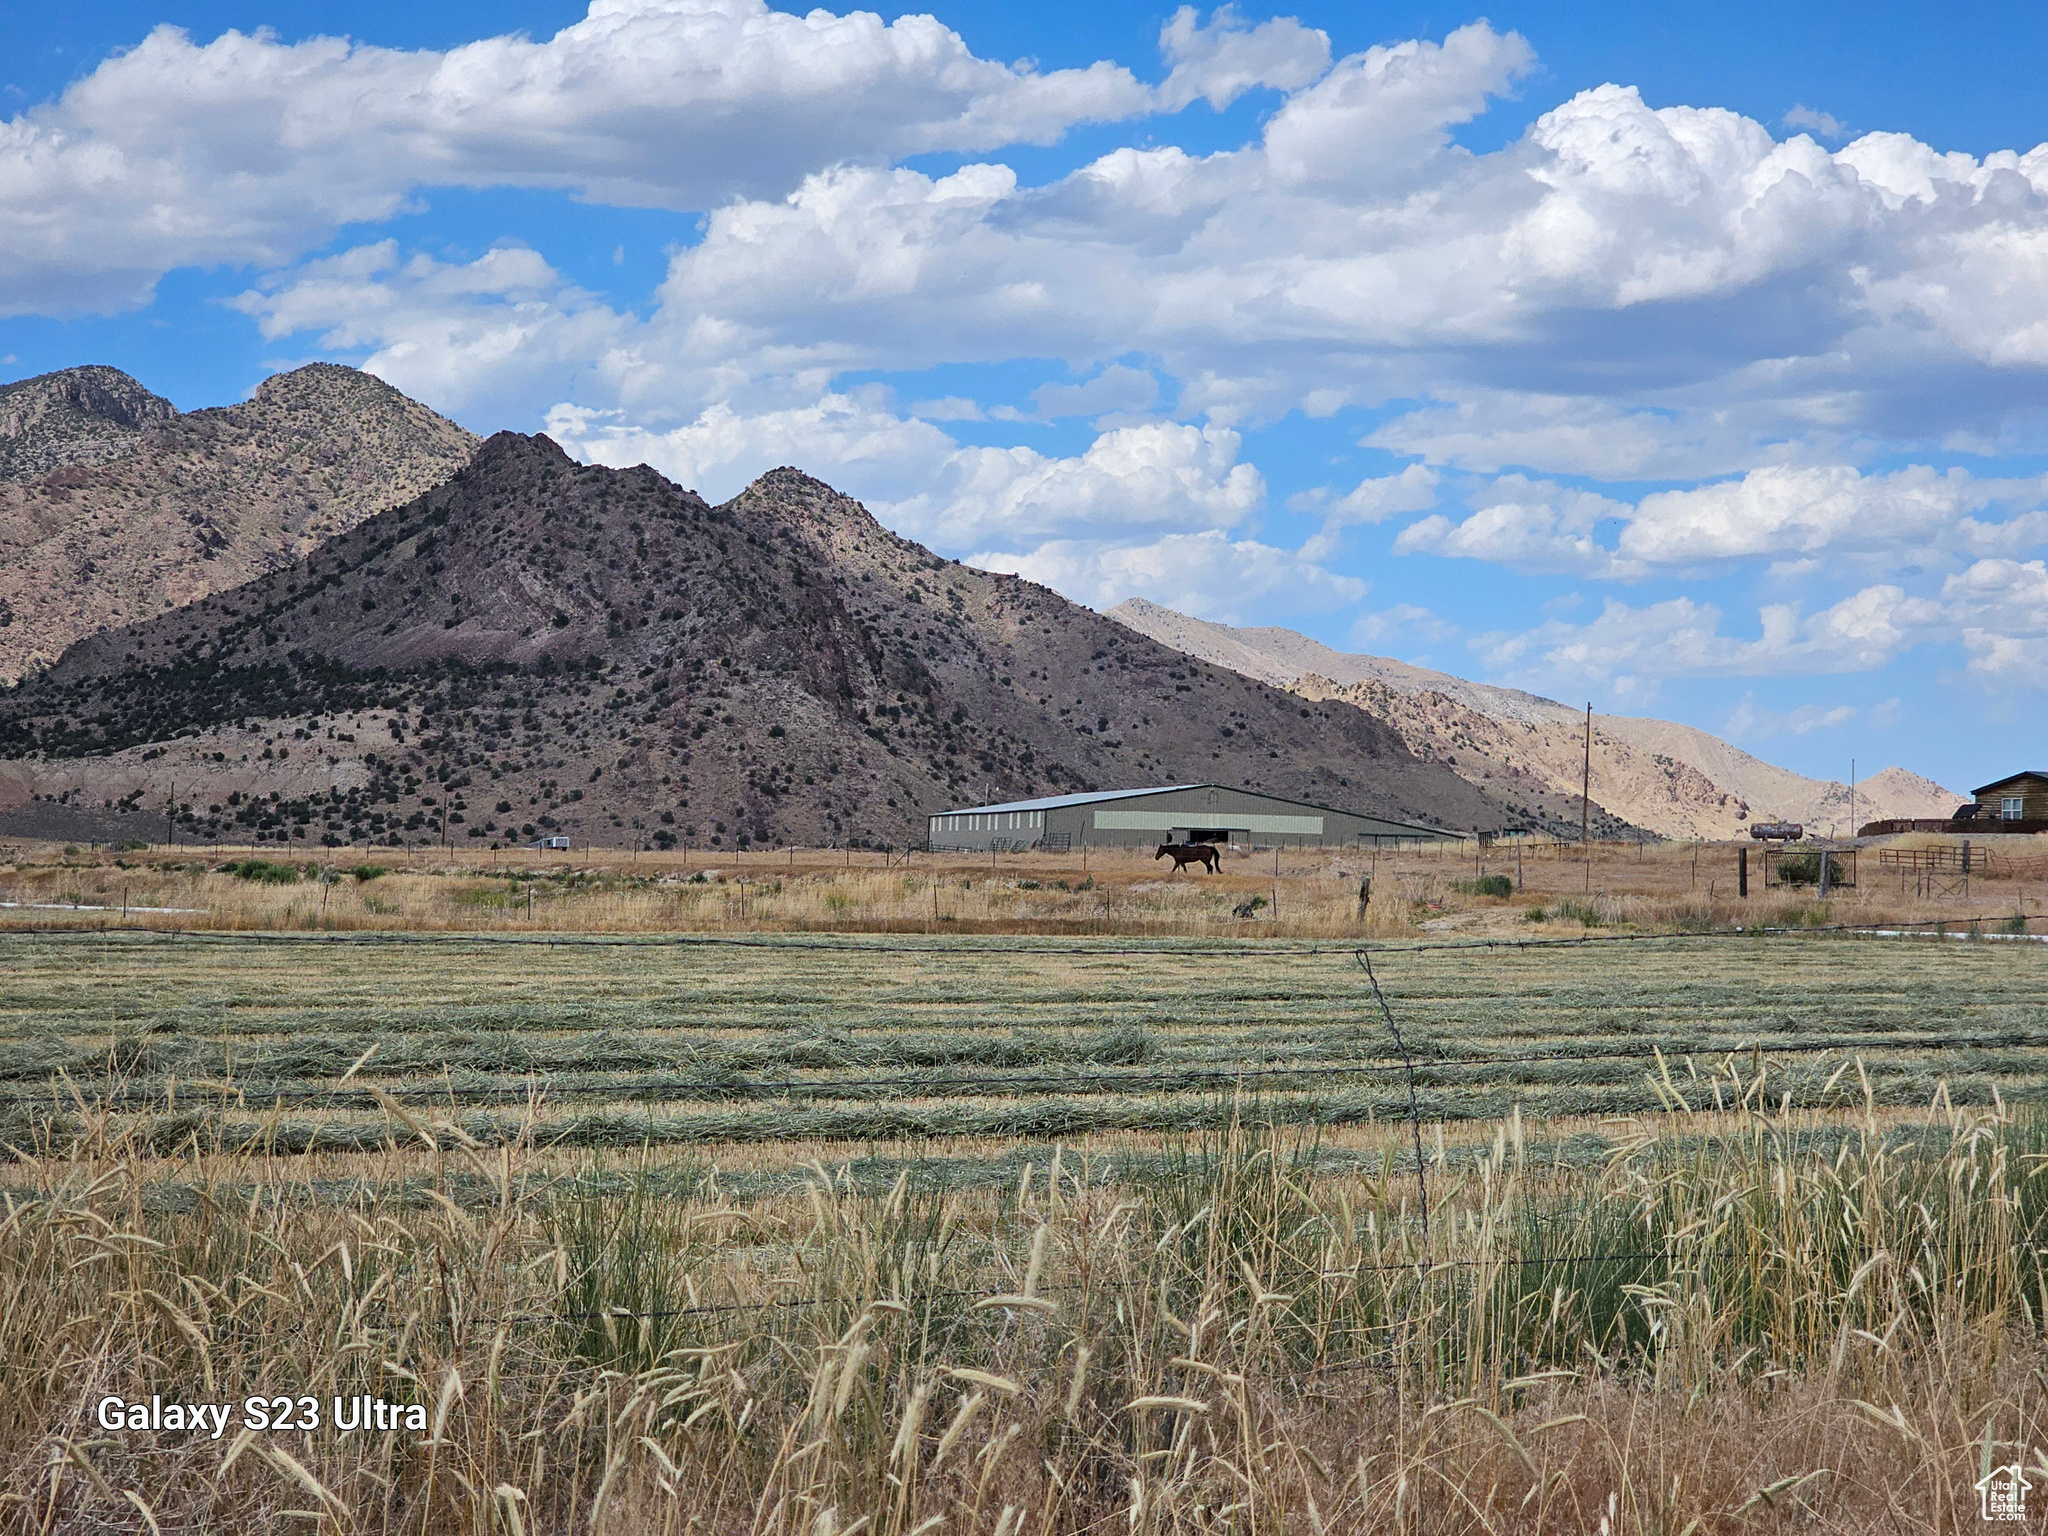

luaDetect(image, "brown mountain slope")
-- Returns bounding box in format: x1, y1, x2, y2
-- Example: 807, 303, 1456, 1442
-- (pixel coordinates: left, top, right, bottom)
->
0, 364, 477, 681
1287, 675, 1650, 839
0, 435, 1504, 850
1584, 719, 1959, 835
1294, 675, 1744, 840
1109, 599, 1960, 839
1109, 597, 1572, 722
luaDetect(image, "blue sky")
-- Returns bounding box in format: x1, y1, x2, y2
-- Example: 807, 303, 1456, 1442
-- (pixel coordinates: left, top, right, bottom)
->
5, 2, 2048, 793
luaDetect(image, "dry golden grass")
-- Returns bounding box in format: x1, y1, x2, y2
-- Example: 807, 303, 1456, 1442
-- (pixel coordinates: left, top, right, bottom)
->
7, 1091, 2048, 1532
1, 846, 2044, 1529
4, 833, 2043, 939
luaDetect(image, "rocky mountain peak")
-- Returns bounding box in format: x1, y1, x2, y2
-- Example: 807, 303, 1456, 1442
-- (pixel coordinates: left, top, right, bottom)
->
737, 465, 866, 515
478, 430, 576, 467
0, 365, 179, 480
0, 362, 478, 682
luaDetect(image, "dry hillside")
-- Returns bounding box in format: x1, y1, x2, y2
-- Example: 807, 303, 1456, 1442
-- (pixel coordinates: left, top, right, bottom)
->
1110, 597, 1570, 721
1110, 598, 1960, 838
1289, 674, 1662, 838
0, 365, 177, 480
0, 363, 477, 681
0, 436, 1505, 849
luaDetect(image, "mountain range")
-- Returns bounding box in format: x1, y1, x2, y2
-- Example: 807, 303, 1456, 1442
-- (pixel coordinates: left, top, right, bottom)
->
1107, 598, 1961, 839
0, 363, 476, 682
0, 360, 1954, 850
0, 412, 1502, 849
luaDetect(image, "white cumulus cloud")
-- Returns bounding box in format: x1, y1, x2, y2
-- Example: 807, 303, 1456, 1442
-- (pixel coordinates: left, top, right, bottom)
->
233, 241, 645, 420
1473, 583, 1948, 700
1157, 6, 1332, 111
548, 392, 1264, 549
993, 364, 1160, 423
1942, 557, 2048, 682
0, 0, 1159, 314
1618, 464, 2028, 566
1723, 694, 1857, 739
969, 529, 1364, 622
1396, 477, 1636, 576
1394, 463, 2048, 580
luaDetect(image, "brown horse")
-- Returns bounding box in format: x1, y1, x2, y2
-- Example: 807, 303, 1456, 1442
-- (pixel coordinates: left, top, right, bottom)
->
1155, 841, 1221, 873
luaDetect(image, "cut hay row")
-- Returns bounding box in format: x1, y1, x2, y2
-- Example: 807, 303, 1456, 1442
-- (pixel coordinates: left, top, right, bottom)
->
3, 931, 2044, 1157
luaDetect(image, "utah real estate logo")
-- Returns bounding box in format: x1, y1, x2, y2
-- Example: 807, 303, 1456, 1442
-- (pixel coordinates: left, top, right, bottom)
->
1977, 1464, 2031, 1523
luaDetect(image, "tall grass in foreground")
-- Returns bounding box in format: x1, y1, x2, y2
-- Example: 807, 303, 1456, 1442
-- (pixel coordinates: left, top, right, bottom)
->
6, 1089, 2048, 1530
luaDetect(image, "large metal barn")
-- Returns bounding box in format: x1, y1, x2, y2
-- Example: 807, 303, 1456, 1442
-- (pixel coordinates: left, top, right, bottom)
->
925, 783, 1465, 852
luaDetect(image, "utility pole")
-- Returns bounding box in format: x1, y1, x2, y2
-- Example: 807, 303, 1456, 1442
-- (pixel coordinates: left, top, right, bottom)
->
1581, 703, 1592, 891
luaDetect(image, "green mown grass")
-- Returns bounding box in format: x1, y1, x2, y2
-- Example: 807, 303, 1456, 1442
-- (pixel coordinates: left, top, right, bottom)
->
0, 930, 2041, 1154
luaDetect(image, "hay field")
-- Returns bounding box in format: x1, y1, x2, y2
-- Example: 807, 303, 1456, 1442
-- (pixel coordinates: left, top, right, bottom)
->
4, 930, 2045, 1154
5, 930, 2048, 1532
